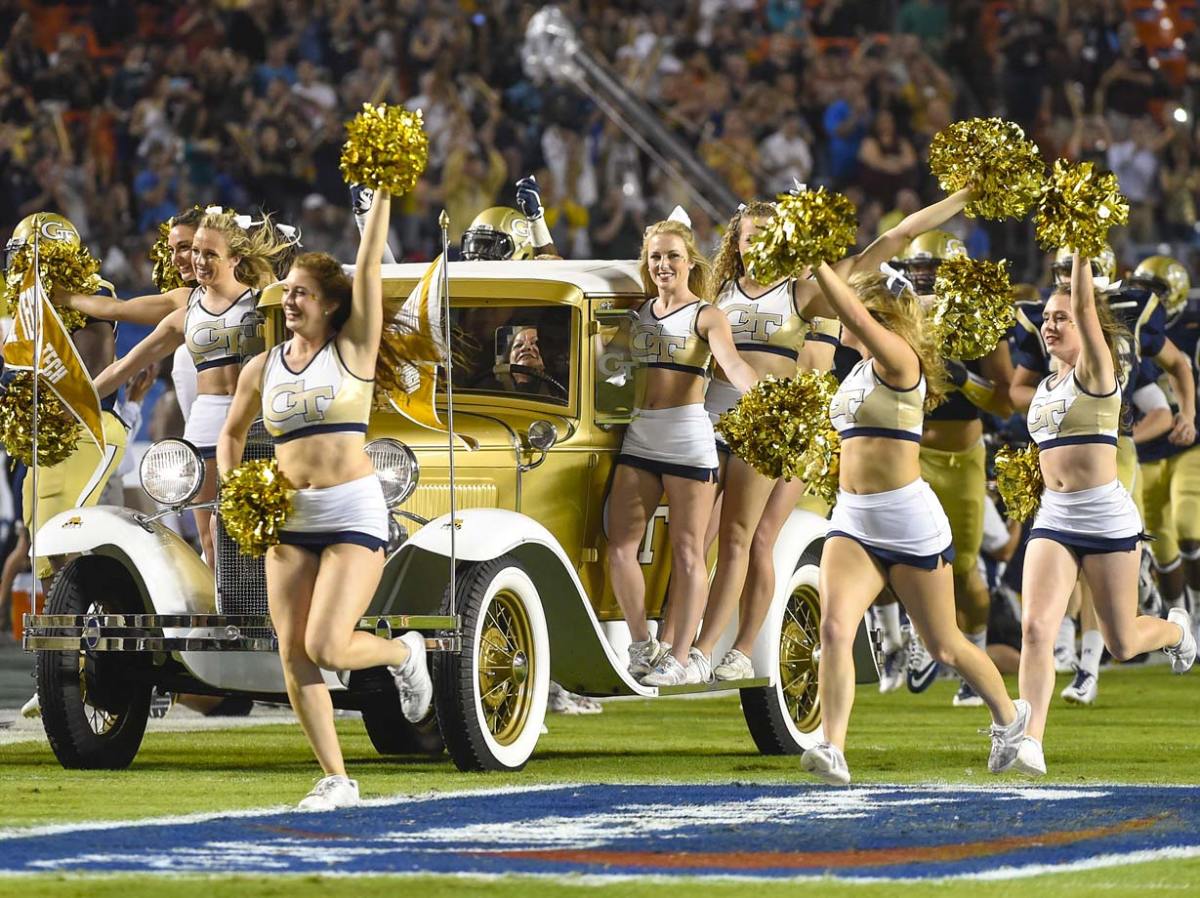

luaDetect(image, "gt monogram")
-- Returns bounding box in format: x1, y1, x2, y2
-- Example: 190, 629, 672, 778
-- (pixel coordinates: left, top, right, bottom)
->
724, 302, 784, 342
265, 383, 335, 424
829, 388, 865, 423
632, 325, 686, 364
1028, 397, 1067, 435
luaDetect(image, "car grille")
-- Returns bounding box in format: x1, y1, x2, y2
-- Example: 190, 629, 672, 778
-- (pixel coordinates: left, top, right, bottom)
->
215, 421, 272, 638
399, 480, 498, 521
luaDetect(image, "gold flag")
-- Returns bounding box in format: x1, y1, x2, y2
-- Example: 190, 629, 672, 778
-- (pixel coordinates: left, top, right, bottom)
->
387, 254, 449, 434
3, 264, 106, 451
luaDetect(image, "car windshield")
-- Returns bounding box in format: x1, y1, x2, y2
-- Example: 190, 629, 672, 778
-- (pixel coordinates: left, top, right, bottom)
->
441, 305, 572, 406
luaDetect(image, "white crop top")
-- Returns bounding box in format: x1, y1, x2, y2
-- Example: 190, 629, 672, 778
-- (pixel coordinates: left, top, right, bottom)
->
1027, 369, 1120, 450
829, 358, 926, 443
261, 339, 374, 444
184, 286, 261, 371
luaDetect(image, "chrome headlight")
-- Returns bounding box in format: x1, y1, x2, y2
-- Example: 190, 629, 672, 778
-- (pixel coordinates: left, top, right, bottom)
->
139, 439, 204, 506
365, 438, 418, 507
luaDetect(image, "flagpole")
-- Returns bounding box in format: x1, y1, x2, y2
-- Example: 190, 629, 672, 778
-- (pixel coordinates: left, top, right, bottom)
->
29, 230, 41, 615
438, 211, 457, 618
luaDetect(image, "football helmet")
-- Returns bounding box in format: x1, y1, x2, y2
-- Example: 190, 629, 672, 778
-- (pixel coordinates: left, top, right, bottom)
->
461, 207, 535, 261
1129, 255, 1191, 317
1051, 244, 1117, 284
897, 229, 967, 294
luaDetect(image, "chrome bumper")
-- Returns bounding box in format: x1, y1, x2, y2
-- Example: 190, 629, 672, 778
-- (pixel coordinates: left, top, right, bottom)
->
23, 613, 461, 653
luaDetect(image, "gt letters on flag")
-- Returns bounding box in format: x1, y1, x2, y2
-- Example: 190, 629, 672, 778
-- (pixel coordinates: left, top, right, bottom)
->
2, 264, 106, 451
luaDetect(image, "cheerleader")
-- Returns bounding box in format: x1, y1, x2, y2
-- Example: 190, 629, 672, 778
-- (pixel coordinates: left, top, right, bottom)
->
217, 190, 431, 810
80, 209, 292, 566
690, 191, 978, 677
685, 201, 838, 679
608, 218, 757, 687
800, 264, 1027, 785
1016, 254, 1195, 776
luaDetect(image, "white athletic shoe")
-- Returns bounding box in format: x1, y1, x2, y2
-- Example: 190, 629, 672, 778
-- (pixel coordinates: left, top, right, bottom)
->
20, 692, 40, 719
905, 631, 939, 693
952, 680, 984, 707
1013, 736, 1047, 776
1052, 640, 1078, 674
642, 652, 689, 686
1165, 608, 1197, 674
547, 681, 603, 714
1060, 666, 1098, 705
389, 631, 433, 722
987, 698, 1031, 773
298, 774, 360, 811
713, 648, 755, 681
684, 648, 713, 685
801, 741, 851, 785
627, 638, 661, 679
878, 643, 907, 694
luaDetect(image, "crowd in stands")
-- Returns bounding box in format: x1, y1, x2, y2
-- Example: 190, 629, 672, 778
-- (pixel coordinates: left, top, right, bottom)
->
1, 0, 1199, 287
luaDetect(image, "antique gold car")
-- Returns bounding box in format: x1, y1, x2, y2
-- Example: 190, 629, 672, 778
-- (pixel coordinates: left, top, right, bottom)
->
24, 259, 871, 773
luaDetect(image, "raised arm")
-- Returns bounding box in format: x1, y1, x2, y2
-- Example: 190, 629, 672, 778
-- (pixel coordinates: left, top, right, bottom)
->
92, 307, 186, 399
1069, 253, 1116, 394
216, 354, 266, 478
56, 286, 190, 326
699, 305, 758, 393
1155, 338, 1197, 446
848, 188, 973, 278
814, 262, 919, 388
338, 189, 390, 370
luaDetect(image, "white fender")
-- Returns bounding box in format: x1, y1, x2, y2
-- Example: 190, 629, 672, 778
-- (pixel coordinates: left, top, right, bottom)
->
34, 506, 337, 695
748, 508, 828, 685
35, 506, 215, 615
405, 509, 657, 698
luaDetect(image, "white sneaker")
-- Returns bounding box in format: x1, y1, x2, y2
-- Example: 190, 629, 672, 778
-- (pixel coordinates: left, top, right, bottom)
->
1052, 640, 1078, 674
987, 698, 1030, 773
1013, 735, 1046, 776
801, 741, 851, 785
642, 652, 688, 686
905, 631, 939, 693
878, 643, 907, 693
684, 648, 713, 685
713, 648, 755, 681
297, 774, 360, 811
1165, 608, 1197, 674
389, 631, 433, 722
953, 680, 984, 707
1061, 666, 1098, 705
20, 693, 40, 719
547, 682, 603, 714
627, 638, 660, 679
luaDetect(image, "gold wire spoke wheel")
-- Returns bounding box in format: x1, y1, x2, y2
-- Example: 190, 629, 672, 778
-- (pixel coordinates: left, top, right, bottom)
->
779, 581, 821, 732
78, 600, 118, 736
477, 589, 535, 747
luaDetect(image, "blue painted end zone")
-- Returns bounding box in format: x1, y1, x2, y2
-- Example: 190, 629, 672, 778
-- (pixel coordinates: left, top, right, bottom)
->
0, 784, 1197, 881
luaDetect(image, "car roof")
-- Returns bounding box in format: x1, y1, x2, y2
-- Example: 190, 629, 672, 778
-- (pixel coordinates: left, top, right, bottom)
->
379, 259, 644, 296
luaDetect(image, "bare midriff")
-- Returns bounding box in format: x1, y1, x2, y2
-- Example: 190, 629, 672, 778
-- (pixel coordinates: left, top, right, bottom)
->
838, 437, 922, 495
275, 433, 373, 489
1038, 443, 1119, 493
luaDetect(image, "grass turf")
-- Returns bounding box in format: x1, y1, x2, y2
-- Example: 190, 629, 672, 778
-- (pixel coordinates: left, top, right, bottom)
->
1, 665, 1197, 894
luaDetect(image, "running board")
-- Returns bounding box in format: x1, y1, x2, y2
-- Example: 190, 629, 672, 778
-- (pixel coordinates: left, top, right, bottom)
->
655, 676, 770, 696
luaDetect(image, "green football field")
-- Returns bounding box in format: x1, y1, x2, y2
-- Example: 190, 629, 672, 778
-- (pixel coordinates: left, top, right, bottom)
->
1, 665, 1197, 895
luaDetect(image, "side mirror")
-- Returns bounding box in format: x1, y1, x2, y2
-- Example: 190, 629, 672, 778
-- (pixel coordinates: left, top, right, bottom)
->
528, 420, 558, 452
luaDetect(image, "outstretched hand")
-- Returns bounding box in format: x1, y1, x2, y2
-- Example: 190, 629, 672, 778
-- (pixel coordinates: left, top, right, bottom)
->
515, 175, 544, 220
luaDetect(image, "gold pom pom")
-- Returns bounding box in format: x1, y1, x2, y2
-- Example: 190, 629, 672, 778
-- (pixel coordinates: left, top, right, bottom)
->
929, 256, 1015, 360
0, 372, 82, 467
218, 459, 295, 556
339, 103, 429, 195
796, 427, 841, 506
718, 371, 841, 484
994, 443, 1043, 523
928, 118, 1045, 219
150, 220, 188, 293
1033, 159, 1129, 258
744, 188, 857, 284
1, 240, 100, 333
